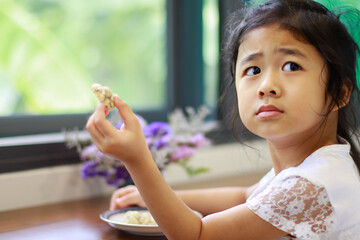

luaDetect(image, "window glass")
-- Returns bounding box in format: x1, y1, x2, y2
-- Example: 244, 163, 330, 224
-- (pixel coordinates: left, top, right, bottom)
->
0, 0, 166, 116
203, 0, 219, 108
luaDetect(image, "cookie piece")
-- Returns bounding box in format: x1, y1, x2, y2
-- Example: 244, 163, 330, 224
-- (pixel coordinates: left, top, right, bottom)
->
91, 83, 115, 110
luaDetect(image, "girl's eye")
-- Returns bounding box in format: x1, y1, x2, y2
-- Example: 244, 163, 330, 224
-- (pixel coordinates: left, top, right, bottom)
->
283, 62, 301, 72
245, 66, 261, 76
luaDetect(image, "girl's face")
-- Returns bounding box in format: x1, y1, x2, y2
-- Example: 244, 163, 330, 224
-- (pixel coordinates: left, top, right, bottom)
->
235, 25, 333, 143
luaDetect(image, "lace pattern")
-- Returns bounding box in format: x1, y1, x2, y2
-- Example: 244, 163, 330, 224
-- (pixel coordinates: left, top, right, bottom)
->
246, 176, 335, 239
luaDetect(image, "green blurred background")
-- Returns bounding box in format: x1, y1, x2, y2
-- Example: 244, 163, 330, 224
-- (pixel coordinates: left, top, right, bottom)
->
0, 0, 167, 115
0, 0, 358, 118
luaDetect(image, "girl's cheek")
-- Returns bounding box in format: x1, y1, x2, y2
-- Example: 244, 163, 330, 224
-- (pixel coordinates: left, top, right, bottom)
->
238, 103, 249, 123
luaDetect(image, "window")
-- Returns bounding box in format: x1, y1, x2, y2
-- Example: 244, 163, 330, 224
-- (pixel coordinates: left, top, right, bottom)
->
203, 0, 219, 107
0, 0, 167, 137
0, 0, 222, 173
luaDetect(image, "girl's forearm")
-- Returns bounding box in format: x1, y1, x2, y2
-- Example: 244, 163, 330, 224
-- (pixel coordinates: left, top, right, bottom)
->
124, 152, 202, 240
175, 187, 249, 216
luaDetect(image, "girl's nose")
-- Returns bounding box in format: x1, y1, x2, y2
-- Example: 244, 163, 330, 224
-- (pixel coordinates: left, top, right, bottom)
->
257, 74, 281, 97
258, 89, 277, 97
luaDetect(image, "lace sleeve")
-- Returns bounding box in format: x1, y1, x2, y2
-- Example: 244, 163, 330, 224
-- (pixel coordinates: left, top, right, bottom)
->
246, 176, 335, 239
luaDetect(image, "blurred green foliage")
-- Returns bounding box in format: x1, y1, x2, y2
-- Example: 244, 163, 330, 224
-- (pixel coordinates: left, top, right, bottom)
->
307, 0, 360, 86
0, 0, 166, 115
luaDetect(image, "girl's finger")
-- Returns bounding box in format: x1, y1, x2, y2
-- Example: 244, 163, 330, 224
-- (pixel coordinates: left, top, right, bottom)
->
113, 95, 137, 129
86, 123, 105, 150
92, 102, 117, 137
111, 185, 136, 202
115, 196, 133, 209
110, 185, 137, 210
116, 191, 145, 208
86, 113, 105, 140
87, 126, 104, 148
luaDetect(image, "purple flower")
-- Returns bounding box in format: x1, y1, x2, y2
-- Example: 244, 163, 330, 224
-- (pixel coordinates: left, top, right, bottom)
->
96, 170, 108, 177
81, 161, 98, 178
67, 106, 217, 188
147, 134, 171, 150
190, 133, 210, 148
155, 137, 169, 149
136, 115, 148, 129
115, 122, 123, 130
143, 122, 171, 138
95, 151, 104, 160
144, 122, 172, 151
115, 114, 147, 130
105, 167, 132, 186
170, 145, 196, 162
80, 145, 98, 161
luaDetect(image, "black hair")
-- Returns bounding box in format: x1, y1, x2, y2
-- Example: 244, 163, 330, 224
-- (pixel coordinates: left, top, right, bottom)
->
222, 0, 360, 171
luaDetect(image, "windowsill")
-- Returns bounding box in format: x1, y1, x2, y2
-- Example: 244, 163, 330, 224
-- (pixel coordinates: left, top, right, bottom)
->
0, 132, 64, 147
0, 131, 90, 147
0, 139, 272, 212
0, 131, 89, 173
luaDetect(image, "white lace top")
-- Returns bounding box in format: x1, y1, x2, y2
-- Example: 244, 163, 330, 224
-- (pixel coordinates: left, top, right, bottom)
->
246, 141, 360, 239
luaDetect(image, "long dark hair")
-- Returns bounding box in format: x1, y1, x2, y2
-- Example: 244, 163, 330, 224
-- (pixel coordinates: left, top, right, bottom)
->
222, 0, 360, 171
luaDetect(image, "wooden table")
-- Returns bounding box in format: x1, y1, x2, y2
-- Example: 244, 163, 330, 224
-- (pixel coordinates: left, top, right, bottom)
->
0, 173, 266, 240
0, 195, 166, 240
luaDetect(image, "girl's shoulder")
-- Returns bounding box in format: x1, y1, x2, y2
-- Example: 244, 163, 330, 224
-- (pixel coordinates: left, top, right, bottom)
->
252, 141, 359, 199
247, 173, 335, 239
282, 141, 359, 194
247, 142, 360, 238
283, 142, 360, 220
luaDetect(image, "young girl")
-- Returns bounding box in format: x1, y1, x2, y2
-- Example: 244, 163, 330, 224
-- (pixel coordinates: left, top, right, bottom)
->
86, 0, 360, 239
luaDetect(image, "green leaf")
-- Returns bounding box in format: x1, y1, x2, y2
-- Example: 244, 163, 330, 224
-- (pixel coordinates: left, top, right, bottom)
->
177, 158, 210, 177
185, 166, 210, 177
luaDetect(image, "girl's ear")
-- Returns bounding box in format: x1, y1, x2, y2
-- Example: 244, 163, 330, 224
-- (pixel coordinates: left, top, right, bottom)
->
333, 79, 352, 111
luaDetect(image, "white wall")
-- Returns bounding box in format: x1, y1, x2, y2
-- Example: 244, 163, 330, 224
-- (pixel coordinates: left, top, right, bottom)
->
0, 140, 272, 212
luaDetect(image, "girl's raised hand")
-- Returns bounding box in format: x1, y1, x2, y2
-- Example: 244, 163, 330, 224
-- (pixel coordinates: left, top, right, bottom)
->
86, 95, 150, 164
110, 185, 146, 210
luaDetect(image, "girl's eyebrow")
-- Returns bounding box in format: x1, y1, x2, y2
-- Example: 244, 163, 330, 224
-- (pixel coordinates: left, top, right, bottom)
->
277, 47, 308, 59
239, 52, 263, 66
239, 47, 308, 66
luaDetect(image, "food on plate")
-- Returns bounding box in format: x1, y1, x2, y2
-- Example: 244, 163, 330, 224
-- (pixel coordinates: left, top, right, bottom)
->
122, 210, 157, 226
91, 83, 115, 110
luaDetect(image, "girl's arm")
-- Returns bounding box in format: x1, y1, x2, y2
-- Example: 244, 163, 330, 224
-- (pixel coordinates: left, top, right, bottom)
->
175, 184, 258, 216
87, 97, 287, 240
111, 185, 258, 216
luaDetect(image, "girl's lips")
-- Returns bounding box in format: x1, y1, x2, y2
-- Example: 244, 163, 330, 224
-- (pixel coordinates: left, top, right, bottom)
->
256, 105, 284, 119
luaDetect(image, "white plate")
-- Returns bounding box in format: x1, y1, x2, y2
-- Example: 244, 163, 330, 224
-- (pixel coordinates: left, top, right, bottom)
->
100, 207, 202, 236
